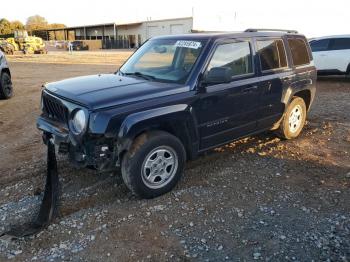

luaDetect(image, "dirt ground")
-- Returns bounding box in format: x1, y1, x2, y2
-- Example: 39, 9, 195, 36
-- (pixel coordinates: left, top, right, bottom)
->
0, 53, 349, 261
7, 51, 133, 65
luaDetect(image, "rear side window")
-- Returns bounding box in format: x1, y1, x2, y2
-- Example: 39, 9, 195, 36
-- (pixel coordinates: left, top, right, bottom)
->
329, 38, 350, 50
256, 39, 287, 71
310, 39, 330, 52
288, 38, 310, 66
207, 41, 253, 77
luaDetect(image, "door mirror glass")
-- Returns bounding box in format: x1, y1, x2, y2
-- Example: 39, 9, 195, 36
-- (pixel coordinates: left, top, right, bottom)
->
204, 67, 233, 84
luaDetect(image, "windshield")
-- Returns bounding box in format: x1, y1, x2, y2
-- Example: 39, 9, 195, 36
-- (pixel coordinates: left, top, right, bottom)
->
119, 39, 206, 84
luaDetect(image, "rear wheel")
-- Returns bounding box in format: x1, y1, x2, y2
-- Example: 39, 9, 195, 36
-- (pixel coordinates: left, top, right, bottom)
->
121, 131, 186, 199
277, 97, 306, 139
0, 72, 13, 99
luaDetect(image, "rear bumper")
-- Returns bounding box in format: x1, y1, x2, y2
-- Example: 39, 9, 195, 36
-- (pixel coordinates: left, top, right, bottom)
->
37, 116, 117, 171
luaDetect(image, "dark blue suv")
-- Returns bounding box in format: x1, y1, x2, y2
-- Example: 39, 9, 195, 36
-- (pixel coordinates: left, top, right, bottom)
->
37, 29, 316, 198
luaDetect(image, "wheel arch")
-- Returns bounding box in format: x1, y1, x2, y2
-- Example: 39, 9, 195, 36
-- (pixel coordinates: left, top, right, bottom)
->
346, 63, 350, 74
282, 86, 313, 111
293, 89, 311, 110
1, 68, 11, 78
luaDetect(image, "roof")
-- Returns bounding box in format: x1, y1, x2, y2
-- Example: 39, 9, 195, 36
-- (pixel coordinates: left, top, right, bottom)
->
117, 17, 192, 27
310, 34, 350, 41
46, 22, 117, 31
152, 31, 304, 41
45, 17, 193, 31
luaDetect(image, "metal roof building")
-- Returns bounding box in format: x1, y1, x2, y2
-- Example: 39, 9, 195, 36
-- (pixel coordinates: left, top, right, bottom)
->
42, 17, 193, 48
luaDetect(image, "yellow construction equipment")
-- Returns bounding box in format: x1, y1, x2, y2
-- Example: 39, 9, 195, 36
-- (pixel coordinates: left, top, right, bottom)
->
6, 30, 47, 54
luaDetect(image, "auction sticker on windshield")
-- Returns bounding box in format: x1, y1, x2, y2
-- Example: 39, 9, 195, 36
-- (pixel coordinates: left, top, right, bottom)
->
175, 40, 202, 49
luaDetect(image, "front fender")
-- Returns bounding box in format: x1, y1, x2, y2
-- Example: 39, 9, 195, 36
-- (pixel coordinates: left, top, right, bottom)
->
118, 104, 188, 137
115, 104, 199, 160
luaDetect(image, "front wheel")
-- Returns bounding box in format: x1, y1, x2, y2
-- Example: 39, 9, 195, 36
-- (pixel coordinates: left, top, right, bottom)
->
277, 97, 307, 139
0, 72, 13, 99
121, 131, 186, 199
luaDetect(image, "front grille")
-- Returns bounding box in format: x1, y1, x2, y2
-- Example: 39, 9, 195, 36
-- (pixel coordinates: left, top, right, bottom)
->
42, 94, 68, 123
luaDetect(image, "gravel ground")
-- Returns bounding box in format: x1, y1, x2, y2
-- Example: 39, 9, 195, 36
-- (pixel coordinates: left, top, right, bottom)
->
0, 60, 349, 261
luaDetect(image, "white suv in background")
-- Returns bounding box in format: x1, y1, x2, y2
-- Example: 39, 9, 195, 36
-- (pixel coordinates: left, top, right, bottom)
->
309, 35, 350, 76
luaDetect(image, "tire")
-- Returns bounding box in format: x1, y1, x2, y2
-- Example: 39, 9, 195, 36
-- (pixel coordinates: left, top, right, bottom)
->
277, 97, 307, 140
121, 131, 186, 199
0, 71, 13, 99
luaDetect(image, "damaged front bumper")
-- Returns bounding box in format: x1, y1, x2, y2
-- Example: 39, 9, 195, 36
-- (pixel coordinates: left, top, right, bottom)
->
37, 116, 118, 171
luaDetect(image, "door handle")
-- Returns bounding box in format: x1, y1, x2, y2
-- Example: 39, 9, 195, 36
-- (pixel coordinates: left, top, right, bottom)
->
283, 74, 295, 81
243, 85, 258, 93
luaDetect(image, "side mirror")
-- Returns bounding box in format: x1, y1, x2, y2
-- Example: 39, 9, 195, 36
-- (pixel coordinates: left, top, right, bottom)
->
203, 67, 233, 85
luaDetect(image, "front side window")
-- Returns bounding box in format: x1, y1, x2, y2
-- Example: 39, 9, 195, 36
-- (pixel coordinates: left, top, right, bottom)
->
256, 39, 287, 71
309, 39, 330, 52
120, 39, 206, 84
330, 38, 350, 51
207, 41, 253, 77
288, 38, 310, 66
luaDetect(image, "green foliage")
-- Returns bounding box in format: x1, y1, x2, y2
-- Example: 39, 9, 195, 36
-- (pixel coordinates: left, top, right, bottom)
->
0, 16, 65, 37
0, 18, 11, 34
26, 15, 48, 31
10, 20, 25, 31
49, 23, 66, 29
0, 19, 25, 35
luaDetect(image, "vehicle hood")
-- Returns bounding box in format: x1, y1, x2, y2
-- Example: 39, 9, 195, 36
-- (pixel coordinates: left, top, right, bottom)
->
45, 74, 188, 110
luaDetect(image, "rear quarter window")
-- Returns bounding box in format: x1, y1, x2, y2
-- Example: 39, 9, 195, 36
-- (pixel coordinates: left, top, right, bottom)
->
256, 39, 287, 71
329, 38, 350, 50
288, 38, 310, 66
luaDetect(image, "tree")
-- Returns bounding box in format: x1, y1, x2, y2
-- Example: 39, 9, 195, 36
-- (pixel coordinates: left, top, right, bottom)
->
0, 18, 11, 35
49, 23, 66, 29
26, 15, 48, 31
10, 20, 25, 31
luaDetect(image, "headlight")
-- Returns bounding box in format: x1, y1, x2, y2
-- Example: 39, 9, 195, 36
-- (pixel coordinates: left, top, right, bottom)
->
72, 109, 87, 134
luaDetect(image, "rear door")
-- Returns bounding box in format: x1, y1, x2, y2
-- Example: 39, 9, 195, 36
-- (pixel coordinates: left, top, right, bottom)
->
286, 36, 314, 98
326, 38, 350, 73
255, 37, 290, 129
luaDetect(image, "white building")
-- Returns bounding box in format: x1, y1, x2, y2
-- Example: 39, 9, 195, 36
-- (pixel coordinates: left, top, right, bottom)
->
117, 17, 193, 47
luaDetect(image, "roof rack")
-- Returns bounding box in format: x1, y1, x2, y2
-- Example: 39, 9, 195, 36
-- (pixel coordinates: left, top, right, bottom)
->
244, 28, 298, 34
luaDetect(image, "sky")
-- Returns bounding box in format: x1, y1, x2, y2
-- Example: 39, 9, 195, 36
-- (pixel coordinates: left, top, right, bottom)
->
1, 0, 349, 38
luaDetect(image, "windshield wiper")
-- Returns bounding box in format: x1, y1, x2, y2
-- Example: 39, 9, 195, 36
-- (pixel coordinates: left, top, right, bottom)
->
124, 71, 156, 81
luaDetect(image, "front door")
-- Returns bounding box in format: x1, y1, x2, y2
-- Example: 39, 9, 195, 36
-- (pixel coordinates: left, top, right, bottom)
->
196, 39, 261, 150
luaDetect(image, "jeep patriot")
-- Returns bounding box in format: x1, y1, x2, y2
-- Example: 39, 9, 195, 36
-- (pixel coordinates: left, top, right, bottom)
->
37, 29, 316, 198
